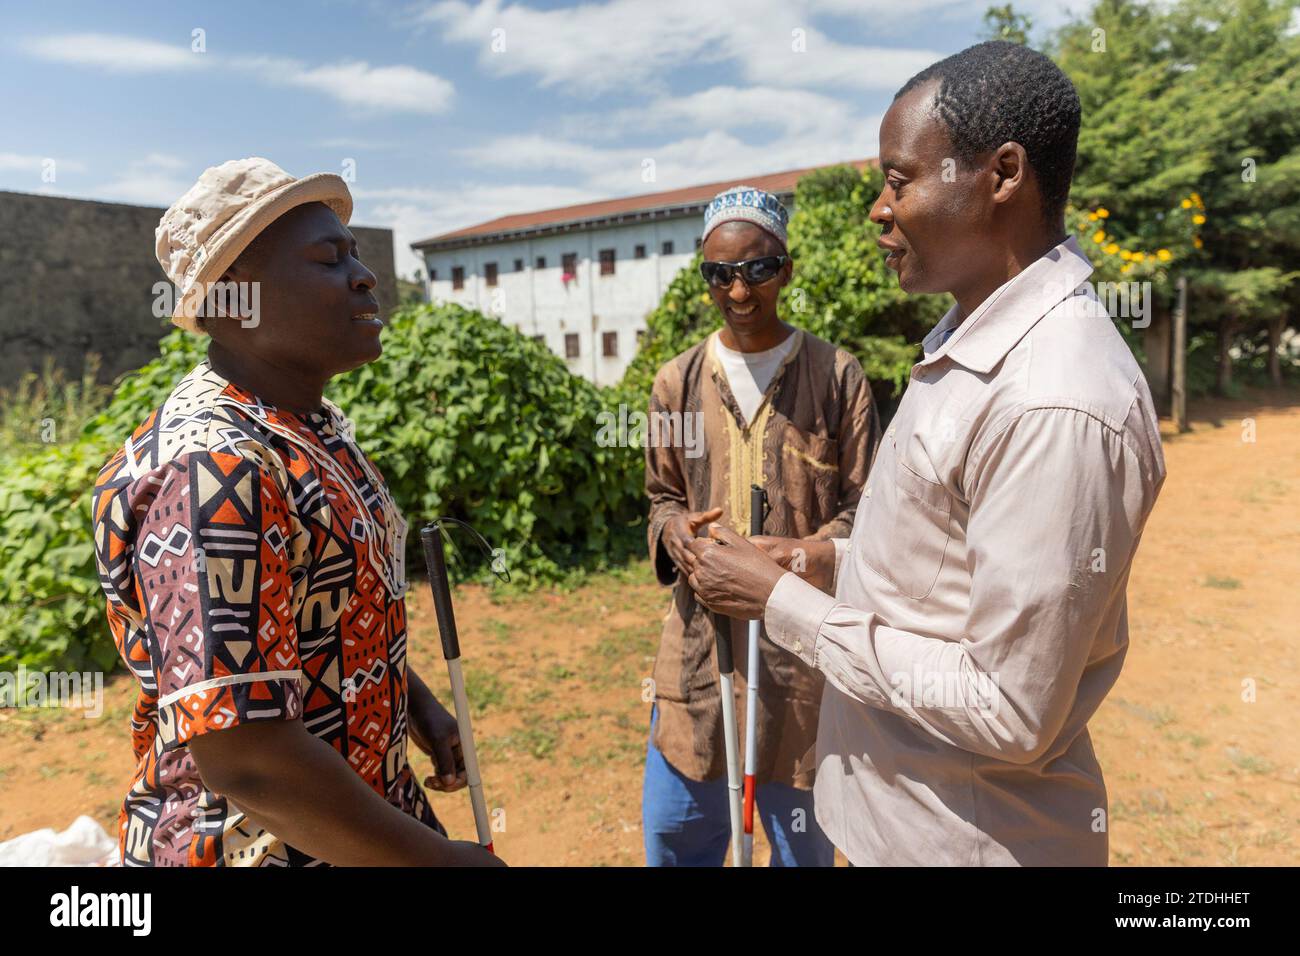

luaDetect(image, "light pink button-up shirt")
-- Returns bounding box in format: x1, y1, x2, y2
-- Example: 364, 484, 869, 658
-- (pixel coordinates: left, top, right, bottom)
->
764, 237, 1166, 865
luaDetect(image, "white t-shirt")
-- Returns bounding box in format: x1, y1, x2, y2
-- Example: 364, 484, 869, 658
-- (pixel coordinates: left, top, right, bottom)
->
713, 329, 799, 426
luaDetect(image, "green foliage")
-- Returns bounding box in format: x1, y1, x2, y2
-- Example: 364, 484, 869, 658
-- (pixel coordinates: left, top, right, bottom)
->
982, 4, 1034, 44
620, 163, 949, 421
0, 356, 113, 467
1052, 0, 1300, 383
0, 440, 118, 673
330, 303, 644, 583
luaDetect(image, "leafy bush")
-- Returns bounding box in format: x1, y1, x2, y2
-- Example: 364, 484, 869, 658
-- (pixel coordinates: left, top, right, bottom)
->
330, 303, 644, 582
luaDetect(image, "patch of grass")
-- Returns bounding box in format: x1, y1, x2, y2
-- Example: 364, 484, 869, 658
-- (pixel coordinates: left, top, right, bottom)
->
483, 722, 561, 760
523, 685, 553, 705
463, 668, 508, 714
544, 663, 575, 682
1203, 575, 1242, 590
1224, 747, 1274, 775
483, 619, 515, 644
1113, 698, 1177, 728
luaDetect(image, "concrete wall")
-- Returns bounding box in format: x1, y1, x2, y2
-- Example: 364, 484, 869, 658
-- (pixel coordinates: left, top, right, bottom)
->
0, 190, 397, 387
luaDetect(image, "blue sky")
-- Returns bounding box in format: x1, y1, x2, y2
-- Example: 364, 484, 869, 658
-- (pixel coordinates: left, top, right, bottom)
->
2, 0, 1091, 276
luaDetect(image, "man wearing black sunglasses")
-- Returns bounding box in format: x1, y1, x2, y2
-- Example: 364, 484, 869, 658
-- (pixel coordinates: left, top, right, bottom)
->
642, 185, 880, 866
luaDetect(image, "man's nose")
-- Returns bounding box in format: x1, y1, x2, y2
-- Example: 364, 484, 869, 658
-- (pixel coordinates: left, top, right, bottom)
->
728, 276, 751, 301
351, 262, 377, 291
869, 190, 893, 227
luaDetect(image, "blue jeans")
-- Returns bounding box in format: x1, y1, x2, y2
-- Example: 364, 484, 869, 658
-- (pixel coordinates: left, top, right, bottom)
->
642, 705, 834, 867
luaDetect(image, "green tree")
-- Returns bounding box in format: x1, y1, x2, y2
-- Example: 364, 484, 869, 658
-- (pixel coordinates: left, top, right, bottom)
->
982, 4, 1034, 44
1053, 0, 1300, 393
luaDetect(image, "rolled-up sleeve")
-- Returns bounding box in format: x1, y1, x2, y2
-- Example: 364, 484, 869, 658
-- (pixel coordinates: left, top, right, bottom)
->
764, 406, 1156, 763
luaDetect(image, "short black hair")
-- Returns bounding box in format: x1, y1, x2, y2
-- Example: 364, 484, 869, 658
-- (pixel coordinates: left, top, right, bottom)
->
896, 41, 1080, 222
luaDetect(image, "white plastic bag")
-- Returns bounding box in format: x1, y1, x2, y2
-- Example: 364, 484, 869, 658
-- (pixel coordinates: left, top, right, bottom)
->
0, 815, 118, 867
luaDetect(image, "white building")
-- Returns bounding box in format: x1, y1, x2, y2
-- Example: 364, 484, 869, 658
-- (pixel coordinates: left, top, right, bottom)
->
412, 161, 868, 385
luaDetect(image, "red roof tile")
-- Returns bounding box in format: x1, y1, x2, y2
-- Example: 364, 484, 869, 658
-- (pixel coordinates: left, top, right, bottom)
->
413, 158, 875, 249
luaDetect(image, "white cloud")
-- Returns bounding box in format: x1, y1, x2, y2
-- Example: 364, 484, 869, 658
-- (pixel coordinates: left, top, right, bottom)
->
21, 33, 454, 115
244, 57, 455, 114
21, 33, 202, 73
459, 120, 879, 198
90, 153, 192, 206
586, 86, 857, 139
417, 0, 943, 95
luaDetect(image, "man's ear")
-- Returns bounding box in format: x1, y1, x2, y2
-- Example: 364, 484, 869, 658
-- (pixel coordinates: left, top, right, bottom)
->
990, 141, 1028, 205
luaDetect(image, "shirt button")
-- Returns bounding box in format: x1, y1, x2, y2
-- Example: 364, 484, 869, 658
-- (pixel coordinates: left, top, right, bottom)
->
792, 640, 803, 653
864, 487, 871, 497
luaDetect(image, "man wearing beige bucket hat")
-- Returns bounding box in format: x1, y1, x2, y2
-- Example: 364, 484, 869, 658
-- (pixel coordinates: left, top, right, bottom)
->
91, 157, 502, 866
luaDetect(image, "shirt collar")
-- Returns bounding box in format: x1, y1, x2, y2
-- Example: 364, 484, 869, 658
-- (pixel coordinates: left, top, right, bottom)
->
918, 236, 1094, 374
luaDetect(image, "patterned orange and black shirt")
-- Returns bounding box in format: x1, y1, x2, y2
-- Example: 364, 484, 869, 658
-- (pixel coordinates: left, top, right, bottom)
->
92, 360, 442, 866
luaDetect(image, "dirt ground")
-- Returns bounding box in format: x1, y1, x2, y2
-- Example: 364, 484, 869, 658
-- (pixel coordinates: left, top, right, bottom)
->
2, 388, 1296, 866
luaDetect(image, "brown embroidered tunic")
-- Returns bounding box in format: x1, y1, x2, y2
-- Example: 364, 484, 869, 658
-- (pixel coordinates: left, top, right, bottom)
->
645, 327, 880, 788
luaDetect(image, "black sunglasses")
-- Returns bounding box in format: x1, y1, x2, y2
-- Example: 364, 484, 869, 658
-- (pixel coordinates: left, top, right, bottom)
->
699, 255, 789, 289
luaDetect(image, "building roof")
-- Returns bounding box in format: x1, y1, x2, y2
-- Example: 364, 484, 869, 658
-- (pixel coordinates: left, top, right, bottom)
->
412, 158, 874, 252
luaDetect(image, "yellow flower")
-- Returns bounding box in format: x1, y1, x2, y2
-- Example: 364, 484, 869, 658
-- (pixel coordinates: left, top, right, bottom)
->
1132, 251, 1145, 263
1181, 199, 1192, 209
1096, 207, 1110, 219
1121, 264, 1133, 274
1193, 236, 1203, 249
1157, 248, 1172, 261
1104, 243, 1120, 255
1192, 213, 1206, 225
1088, 212, 1099, 221
1120, 250, 1133, 261
1191, 191, 1202, 206
1092, 230, 1106, 244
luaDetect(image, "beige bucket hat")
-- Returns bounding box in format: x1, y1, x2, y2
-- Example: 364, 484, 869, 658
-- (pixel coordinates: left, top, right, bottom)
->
156, 157, 353, 332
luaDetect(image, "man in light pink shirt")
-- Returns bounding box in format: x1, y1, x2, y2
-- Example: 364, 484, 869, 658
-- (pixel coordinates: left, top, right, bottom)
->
683, 41, 1166, 866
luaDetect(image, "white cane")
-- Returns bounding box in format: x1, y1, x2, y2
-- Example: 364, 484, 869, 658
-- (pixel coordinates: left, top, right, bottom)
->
420, 520, 497, 852
741, 483, 767, 866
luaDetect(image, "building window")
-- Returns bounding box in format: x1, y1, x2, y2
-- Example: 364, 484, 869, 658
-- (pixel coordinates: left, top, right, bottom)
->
562, 252, 578, 275
661, 240, 674, 255
565, 333, 580, 359
429, 268, 437, 281
694, 237, 703, 250
599, 249, 616, 276
536, 256, 547, 269
452, 266, 465, 290
484, 262, 498, 287
514, 258, 524, 272
602, 331, 618, 357
634, 244, 646, 259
